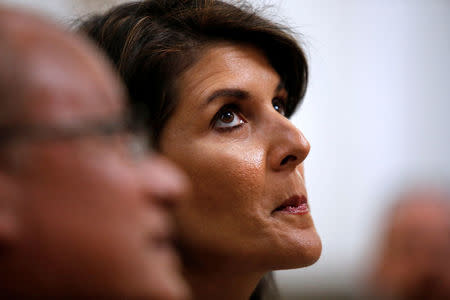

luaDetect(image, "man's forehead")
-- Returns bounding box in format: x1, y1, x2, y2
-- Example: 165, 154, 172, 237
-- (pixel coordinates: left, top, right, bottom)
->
0, 8, 125, 126
18, 48, 124, 126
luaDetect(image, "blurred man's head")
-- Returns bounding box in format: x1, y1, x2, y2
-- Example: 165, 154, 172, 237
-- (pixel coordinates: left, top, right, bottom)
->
372, 186, 450, 300
0, 8, 188, 300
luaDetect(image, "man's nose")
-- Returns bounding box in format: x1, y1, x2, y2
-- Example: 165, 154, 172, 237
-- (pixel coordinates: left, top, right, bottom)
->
141, 154, 190, 208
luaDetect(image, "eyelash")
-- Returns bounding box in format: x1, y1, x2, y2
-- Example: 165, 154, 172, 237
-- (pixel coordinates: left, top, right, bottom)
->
210, 97, 287, 132
210, 104, 246, 132
272, 97, 287, 116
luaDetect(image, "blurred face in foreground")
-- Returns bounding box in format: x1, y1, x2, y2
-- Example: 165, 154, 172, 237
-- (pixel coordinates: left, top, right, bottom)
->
374, 188, 450, 300
161, 43, 321, 274
0, 10, 189, 300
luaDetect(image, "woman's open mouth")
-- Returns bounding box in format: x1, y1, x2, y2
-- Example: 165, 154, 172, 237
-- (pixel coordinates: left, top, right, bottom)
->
273, 195, 309, 215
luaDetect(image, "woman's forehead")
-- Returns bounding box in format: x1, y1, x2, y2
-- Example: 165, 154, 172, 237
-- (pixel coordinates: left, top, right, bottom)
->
175, 43, 282, 106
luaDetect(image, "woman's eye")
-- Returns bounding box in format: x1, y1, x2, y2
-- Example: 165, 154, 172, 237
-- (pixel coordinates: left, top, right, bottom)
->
272, 98, 286, 116
213, 107, 245, 130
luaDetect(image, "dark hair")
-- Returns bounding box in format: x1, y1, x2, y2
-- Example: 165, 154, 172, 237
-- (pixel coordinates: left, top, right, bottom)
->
250, 272, 280, 300
77, 0, 308, 146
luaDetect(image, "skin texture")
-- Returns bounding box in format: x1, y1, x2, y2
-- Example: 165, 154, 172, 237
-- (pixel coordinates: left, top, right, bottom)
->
0, 9, 189, 300
160, 43, 322, 300
372, 188, 450, 300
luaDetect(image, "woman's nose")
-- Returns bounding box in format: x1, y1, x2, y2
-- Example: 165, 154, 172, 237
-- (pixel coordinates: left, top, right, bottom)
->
267, 117, 310, 172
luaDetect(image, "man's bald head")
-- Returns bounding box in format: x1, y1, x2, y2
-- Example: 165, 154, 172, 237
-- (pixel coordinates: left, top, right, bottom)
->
0, 7, 125, 126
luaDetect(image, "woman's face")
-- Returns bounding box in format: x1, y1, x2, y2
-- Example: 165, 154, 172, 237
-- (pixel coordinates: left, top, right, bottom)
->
160, 43, 321, 271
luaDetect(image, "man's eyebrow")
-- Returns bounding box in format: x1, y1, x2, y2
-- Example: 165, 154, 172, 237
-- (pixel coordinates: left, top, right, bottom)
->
205, 88, 249, 106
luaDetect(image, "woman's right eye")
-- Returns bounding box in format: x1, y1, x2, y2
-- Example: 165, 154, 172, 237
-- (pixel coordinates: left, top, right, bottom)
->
212, 105, 246, 130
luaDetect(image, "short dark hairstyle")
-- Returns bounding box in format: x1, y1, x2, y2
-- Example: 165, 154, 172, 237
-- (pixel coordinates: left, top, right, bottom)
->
78, 0, 308, 145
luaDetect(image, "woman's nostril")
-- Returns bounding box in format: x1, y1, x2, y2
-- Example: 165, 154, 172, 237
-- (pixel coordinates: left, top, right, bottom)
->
280, 155, 297, 166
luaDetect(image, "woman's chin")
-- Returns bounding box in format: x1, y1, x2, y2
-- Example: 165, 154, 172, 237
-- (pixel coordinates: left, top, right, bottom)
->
270, 229, 322, 270
296, 235, 322, 268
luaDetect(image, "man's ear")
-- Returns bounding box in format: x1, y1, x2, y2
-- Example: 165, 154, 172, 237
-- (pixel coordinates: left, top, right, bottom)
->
0, 171, 20, 249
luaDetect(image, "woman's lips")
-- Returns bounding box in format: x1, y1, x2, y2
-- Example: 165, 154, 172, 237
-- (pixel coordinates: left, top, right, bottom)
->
273, 195, 309, 215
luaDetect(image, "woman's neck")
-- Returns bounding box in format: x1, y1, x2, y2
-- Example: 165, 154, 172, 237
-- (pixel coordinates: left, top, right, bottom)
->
183, 264, 264, 300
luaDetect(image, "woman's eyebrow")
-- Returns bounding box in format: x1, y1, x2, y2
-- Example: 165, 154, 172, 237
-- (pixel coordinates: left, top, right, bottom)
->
205, 88, 249, 106
274, 81, 285, 94
204, 81, 284, 107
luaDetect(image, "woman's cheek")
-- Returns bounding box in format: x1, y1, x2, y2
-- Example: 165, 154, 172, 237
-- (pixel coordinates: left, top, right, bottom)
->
201, 143, 263, 189
173, 143, 271, 252
180, 142, 266, 213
